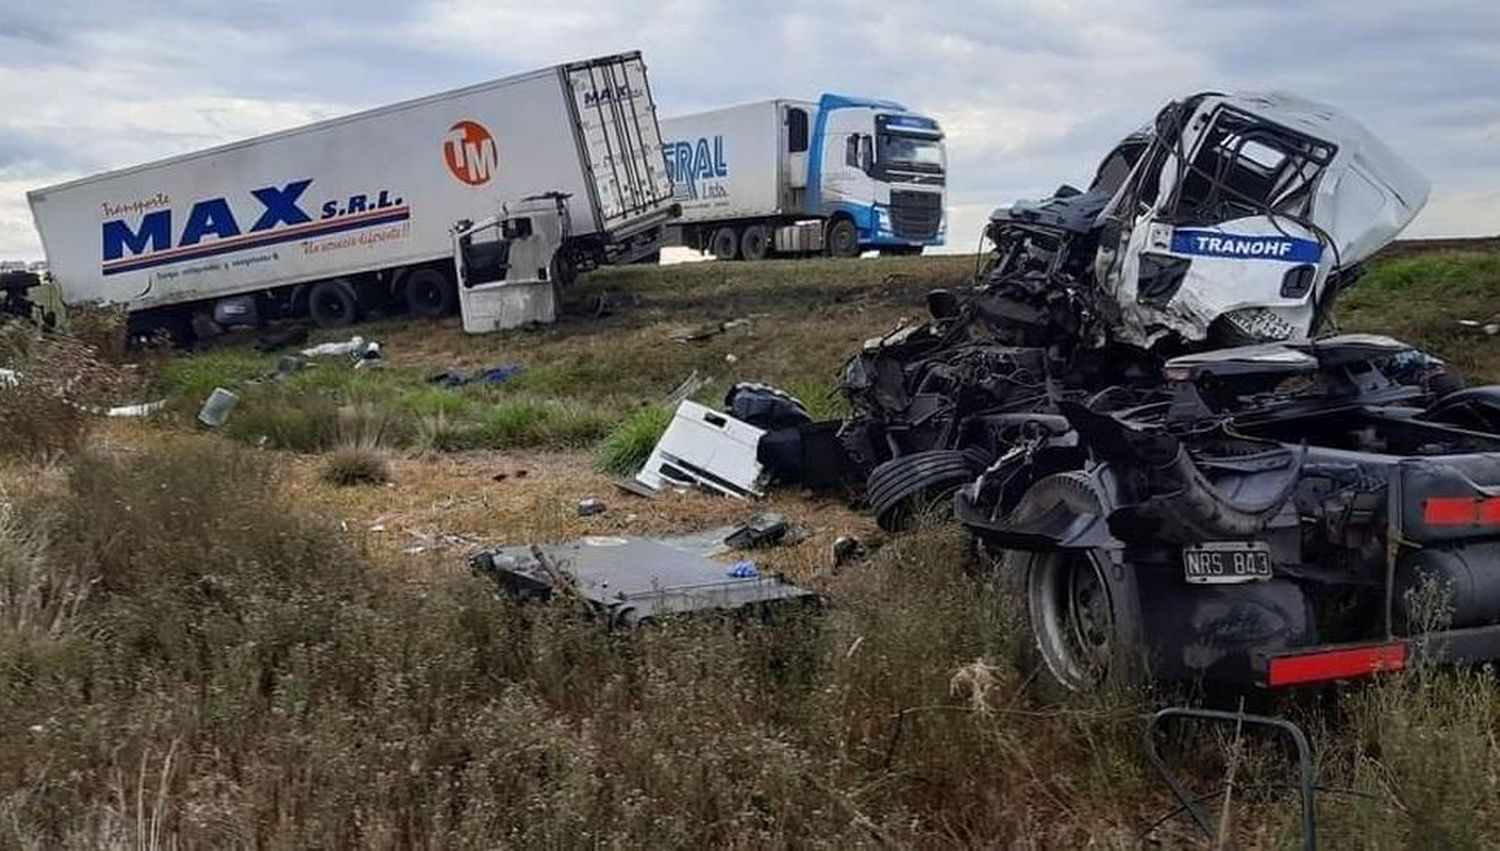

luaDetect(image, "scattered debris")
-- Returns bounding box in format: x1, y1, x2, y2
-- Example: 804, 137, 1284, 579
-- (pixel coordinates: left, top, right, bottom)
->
831, 536, 868, 568
273, 355, 306, 379
664, 369, 712, 407
297, 334, 370, 358
577, 497, 608, 516
1458, 318, 1500, 336
104, 399, 169, 418
724, 510, 809, 550
469, 537, 817, 627
726, 560, 759, 578
636, 400, 766, 499
352, 341, 382, 369
196, 387, 239, 427
613, 477, 661, 499
402, 529, 483, 556
428, 363, 526, 387
671, 317, 752, 344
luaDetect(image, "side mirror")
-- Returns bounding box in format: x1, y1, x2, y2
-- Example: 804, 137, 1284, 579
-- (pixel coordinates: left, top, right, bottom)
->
859, 135, 874, 174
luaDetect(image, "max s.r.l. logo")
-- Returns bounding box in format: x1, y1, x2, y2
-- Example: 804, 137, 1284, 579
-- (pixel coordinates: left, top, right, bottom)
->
444, 120, 498, 186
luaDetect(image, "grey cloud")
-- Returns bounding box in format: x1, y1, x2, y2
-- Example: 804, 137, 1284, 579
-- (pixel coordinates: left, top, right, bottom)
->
1, 0, 1497, 258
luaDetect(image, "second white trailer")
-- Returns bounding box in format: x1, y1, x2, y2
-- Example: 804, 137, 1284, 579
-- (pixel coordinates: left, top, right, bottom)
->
27, 52, 675, 338
660, 95, 947, 261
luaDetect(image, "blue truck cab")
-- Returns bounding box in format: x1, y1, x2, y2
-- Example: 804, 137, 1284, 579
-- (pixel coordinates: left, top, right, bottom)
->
806, 94, 947, 256
661, 92, 947, 260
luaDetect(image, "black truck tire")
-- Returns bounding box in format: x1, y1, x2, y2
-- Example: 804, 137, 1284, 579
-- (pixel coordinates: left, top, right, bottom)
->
710, 226, 740, 260
867, 449, 980, 532
403, 266, 457, 318
993, 472, 1145, 697
826, 218, 860, 258
740, 225, 770, 261
308, 278, 360, 328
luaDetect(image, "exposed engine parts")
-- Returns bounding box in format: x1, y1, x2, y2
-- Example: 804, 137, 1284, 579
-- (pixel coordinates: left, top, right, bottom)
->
820, 92, 1500, 692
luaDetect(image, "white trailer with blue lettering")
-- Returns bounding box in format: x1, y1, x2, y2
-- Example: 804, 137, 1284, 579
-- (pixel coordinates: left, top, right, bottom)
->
25, 52, 674, 339
660, 94, 947, 260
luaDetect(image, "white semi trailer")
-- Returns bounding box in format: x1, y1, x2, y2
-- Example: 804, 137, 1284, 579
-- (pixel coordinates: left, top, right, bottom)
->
26, 52, 675, 340
660, 94, 947, 260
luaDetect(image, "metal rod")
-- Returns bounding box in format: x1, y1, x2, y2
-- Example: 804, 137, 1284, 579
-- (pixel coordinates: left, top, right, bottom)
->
1143, 706, 1317, 850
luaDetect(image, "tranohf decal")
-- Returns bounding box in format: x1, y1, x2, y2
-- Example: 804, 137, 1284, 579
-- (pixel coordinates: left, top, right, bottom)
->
444, 120, 498, 186
1171, 229, 1323, 263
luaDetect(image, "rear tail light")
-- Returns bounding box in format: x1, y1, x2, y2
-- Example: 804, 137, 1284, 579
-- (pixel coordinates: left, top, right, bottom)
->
1267, 641, 1407, 687
1422, 496, 1500, 527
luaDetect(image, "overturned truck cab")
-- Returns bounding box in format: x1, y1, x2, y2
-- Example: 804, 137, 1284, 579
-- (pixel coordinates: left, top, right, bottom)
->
990, 91, 1430, 350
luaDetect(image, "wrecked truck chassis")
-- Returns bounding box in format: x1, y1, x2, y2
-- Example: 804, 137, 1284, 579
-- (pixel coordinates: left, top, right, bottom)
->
953, 339, 1500, 690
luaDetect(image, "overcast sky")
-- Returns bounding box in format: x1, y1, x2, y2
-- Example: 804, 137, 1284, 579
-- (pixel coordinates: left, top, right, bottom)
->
2, 0, 1497, 260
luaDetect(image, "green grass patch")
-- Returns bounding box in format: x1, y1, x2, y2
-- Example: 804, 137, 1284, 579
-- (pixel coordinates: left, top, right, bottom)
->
1338, 252, 1500, 381
154, 348, 276, 402
595, 404, 671, 475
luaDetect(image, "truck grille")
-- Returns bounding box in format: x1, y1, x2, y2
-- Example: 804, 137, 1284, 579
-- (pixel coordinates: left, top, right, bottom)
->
889, 191, 942, 240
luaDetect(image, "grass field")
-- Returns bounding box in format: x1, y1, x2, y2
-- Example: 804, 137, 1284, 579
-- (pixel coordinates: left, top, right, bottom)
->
3, 250, 1500, 847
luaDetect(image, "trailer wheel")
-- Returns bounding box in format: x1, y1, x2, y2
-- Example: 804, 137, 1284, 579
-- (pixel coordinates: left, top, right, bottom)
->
127, 309, 195, 349
709, 226, 740, 260
740, 225, 770, 261
826, 218, 860, 258
403, 266, 456, 318
308, 278, 359, 328
995, 473, 1145, 696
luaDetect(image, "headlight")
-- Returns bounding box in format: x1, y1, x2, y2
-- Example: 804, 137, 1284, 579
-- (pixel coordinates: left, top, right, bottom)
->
1219, 307, 1296, 343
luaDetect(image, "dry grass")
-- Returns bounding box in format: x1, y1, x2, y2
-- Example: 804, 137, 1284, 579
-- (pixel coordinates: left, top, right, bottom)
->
5, 252, 1500, 845
320, 446, 390, 487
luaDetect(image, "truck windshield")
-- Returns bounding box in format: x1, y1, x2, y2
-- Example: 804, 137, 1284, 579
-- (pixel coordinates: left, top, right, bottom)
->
879, 133, 945, 172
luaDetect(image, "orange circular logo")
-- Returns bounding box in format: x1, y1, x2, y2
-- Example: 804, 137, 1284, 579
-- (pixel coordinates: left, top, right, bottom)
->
443, 120, 498, 186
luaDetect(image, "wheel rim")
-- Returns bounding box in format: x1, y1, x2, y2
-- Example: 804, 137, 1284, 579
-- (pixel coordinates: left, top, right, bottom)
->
712, 230, 737, 259
1028, 550, 1116, 690
831, 223, 856, 256
414, 278, 441, 307
317, 294, 348, 319
743, 230, 766, 258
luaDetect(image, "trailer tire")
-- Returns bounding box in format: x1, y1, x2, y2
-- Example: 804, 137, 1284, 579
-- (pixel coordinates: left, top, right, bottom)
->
740, 225, 770, 261
710, 226, 740, 260
308, 278, 360, 328
826, 217, 860, 258
867, 449, 981, 532
992, 473, 1145, 697
128, 309, 195, 349
403, 266, 456, 318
